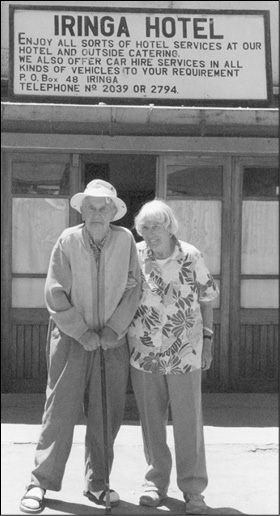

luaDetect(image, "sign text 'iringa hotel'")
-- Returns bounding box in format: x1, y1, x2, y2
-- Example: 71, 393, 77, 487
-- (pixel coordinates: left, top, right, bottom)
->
53, 15, 224, 40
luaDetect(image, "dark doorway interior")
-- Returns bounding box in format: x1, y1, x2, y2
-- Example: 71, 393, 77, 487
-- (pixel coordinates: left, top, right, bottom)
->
83, 154, 157, 396
83, 154, 157, 241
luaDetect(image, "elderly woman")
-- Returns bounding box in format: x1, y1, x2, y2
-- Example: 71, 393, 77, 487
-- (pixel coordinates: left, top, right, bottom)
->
128, 199, 219, 515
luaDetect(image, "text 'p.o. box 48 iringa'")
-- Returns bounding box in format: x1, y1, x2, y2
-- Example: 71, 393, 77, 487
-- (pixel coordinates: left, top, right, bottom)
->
9, 6, 273, 106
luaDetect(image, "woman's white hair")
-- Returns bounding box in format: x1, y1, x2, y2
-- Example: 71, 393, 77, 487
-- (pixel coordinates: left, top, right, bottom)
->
135, 199, 179, 236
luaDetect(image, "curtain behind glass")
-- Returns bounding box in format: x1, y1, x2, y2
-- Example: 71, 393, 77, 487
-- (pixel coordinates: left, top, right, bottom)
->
12, 198, 69, 274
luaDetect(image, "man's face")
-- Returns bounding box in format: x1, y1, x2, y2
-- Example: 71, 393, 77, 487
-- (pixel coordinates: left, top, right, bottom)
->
81, 197, 117, 237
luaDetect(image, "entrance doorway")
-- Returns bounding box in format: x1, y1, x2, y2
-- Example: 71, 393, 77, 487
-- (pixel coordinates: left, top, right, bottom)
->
83, 154, 157, 397
83, 154, 157, 240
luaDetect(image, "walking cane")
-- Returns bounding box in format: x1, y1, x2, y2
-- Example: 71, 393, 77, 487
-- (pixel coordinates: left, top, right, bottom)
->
100, 346, 111, 514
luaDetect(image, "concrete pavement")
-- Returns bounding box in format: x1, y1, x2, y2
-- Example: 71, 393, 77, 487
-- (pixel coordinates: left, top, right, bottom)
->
1, 393, 279, 515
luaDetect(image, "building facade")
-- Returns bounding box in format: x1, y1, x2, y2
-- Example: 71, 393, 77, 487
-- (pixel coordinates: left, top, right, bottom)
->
1, 1, 279, 393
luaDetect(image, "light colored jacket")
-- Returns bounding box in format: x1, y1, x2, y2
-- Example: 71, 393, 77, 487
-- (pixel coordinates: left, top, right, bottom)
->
45, 224, 141, 343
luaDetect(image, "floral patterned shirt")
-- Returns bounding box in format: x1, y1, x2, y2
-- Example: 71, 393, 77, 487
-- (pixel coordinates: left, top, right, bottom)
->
128, 239, 219, 375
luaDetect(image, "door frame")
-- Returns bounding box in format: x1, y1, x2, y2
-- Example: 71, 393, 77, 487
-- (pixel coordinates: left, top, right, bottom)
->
157, 154, 232, 387
157, 153, 279, 390
1, 152, 81, 392
230, 155, 279, 389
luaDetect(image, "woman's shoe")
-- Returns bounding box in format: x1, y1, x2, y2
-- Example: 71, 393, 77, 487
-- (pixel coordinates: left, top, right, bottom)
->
185, 493, 207, 514
139, 489, 165, 507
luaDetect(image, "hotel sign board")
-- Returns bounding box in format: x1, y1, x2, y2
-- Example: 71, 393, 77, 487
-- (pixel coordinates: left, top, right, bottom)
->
9, 6, 272, 106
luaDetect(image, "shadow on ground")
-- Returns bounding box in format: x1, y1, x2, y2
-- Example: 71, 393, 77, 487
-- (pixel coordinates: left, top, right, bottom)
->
43, 496, 245, 514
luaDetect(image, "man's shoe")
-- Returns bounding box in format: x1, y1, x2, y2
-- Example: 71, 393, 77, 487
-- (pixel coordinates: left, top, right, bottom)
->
19, 487, 46, 514
185, 493, 207, 514
139, 489, 165, 507
84, 489, 119, 506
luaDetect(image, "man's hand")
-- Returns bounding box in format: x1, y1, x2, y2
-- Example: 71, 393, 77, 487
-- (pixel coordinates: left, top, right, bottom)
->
125, 273, 138, 292
79, 330, 100, 351
201, 340, 213, 370
99, 326, 119, 350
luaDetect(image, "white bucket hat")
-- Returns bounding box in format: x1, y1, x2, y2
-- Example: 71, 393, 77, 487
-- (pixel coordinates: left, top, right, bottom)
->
70, 179, 127, 221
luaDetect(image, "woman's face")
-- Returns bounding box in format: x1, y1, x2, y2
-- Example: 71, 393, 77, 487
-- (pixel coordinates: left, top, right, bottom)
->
141, 220, 171, 254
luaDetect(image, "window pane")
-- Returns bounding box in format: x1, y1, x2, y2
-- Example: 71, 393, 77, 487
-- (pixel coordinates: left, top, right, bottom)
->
167, 166, 222, 197
167, 200, 221, 275
12, 278, 46, 308
13, 198, 69, 273
243, 167, 279, 197
12, 162, 70, 195
241, 280, 279, 308
241, 201, 279, 274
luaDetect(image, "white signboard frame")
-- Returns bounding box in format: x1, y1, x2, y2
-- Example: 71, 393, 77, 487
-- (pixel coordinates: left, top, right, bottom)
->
9, 6, 273, 106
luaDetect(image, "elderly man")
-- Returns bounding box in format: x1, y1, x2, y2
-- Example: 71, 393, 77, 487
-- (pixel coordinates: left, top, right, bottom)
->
20, 180, 141, 514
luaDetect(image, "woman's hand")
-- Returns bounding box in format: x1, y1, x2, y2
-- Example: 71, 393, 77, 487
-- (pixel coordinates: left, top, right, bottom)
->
201, 340, 213, 370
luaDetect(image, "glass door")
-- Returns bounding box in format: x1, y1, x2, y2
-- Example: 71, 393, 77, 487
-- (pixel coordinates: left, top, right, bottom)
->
231, 157, 279, 391
12, 158, 70, 308
2, 152, 80, 392
157, 154, 278, 391
158, 155, 231, 390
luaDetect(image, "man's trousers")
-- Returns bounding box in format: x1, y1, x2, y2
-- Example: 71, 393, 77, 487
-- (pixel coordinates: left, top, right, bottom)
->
29, 325, 129, 492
